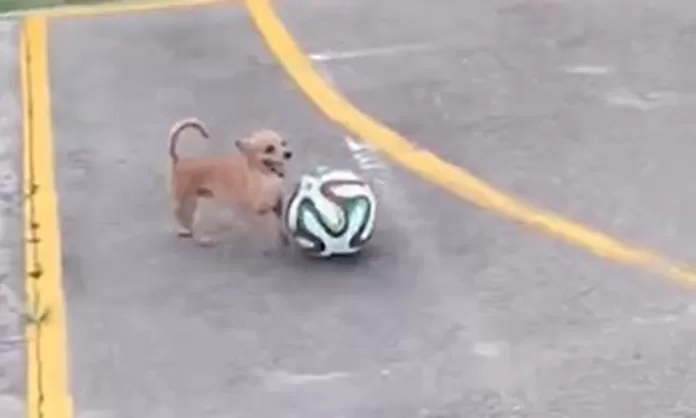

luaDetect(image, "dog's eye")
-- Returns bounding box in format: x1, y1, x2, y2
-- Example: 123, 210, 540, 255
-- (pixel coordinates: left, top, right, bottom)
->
264, 145, 276, 153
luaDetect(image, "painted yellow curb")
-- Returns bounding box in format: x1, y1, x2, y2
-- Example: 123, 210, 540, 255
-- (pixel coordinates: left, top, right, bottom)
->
21, 16, 72, 418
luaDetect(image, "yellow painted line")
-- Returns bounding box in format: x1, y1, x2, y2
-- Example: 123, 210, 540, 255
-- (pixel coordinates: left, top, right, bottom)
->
245, 0, 696, 287
21, 16, 72, 418
4, 0, 226, 19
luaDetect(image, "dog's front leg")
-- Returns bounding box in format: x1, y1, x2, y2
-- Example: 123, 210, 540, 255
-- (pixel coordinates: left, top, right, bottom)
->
271, 196, 289, 247
253, 204, 288, 253
256, 212, 288, 253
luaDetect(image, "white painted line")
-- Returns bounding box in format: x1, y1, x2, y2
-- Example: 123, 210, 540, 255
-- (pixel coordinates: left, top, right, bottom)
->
472, 340, 506, 358
631, 314, 680, 325
604, 88, 680, 110
308, 39, 465, 62
262, 369, 352, 391
343, 135, 368, 152
561, 65, 615, 76
604, 89, 653, 110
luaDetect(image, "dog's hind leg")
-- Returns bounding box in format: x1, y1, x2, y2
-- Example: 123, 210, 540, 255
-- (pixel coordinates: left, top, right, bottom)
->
178, 197, 218, 247
190, 199, 221, 247
253, 197, 289, 252
174, 196, 197, 238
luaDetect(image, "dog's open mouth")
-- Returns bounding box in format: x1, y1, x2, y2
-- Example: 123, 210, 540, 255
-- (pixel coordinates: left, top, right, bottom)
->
262, 160, 285, 178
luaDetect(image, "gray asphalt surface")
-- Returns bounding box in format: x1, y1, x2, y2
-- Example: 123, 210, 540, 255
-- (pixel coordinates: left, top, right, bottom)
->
46, 1, 696, 417
0, 19, 26, 418
277, 0, 696, 264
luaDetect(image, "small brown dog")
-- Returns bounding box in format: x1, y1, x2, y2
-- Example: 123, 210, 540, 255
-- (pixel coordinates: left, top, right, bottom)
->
168, 117, 292, 247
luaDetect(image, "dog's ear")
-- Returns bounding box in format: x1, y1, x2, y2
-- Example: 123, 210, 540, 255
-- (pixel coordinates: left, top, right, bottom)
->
235, 138, 249, 154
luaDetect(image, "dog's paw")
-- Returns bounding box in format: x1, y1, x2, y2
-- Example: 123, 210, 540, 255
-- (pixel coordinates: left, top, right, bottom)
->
259, 236, 290, 256
176, 227, 193, 238
263, 245, 285, 256
194, 235, 217, 247
279, 231, 290, 247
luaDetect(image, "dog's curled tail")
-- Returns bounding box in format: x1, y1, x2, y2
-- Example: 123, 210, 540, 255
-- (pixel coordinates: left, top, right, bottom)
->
169, 117, 210, 164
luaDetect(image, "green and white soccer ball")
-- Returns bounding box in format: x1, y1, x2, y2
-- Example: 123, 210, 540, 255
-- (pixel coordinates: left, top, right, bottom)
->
284, 166, 377, 257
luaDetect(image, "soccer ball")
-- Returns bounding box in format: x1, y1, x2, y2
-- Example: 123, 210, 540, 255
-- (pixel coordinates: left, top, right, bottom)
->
284, 166, 377, 257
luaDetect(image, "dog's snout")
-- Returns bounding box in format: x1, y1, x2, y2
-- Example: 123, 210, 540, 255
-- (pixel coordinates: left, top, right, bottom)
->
283, 150, 292, 159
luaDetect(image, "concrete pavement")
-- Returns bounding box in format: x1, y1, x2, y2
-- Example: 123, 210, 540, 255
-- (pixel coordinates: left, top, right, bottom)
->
0, 19, 25, 418
12, 0, 696, 417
